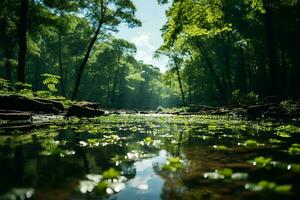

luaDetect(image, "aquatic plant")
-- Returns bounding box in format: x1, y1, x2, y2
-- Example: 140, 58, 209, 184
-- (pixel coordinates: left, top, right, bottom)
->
251, 156, 272, 167
204, 168, 248, 180
162, 157, 184, 172
245, 181, 292, 193
78, 168, 127, 196
288, 144, 300, 155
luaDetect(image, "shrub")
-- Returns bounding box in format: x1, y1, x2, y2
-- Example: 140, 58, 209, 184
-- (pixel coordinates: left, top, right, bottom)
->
231, 90, 259, 105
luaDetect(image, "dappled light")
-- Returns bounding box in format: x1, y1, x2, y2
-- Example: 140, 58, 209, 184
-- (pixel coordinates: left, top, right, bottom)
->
1, 0, 300, 199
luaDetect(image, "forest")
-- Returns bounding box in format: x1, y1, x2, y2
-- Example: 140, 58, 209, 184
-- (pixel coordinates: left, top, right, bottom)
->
1, 0, 299, 110
1, 0, 300, 200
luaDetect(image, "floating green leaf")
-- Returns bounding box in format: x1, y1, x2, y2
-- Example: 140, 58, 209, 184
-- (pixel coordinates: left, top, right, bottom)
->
162, 157, 183, 172
245, 181, 292, 194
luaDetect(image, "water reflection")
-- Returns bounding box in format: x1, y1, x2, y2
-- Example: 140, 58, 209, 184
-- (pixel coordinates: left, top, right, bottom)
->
110, 150, 167, 200
1, 114, 300, 200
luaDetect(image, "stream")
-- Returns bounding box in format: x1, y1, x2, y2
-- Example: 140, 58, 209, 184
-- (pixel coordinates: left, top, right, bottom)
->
1, 114, 300, 200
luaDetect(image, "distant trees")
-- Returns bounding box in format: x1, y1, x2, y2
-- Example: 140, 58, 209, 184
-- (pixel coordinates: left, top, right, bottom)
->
71, 0, 141, 100
2, 0, 300, 109
156, 48, 187, 106
77, 38, 167, 109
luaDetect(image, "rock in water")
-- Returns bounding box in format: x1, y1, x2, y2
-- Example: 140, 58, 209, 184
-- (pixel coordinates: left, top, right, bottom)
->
66, 102, 105, 117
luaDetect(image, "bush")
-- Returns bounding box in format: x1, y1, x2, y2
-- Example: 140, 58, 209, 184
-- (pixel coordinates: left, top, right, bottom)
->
231, 90, 259, 106
280, 100, 298, 113
156, 106, 165, 112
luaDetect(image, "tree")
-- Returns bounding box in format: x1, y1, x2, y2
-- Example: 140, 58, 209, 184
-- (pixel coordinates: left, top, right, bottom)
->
156, 44, 187, 106
0, 0, 18, 81
71, 0, 141, 100
16, 0, 29, 84
110, 39, 136, 107
158, 0, 300, 105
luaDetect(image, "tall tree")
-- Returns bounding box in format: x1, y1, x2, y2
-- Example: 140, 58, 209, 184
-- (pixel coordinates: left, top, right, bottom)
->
0, 0, 18, 82
173, 55, 186, 106
71, 0, 141, 100
16, 0, 29, 84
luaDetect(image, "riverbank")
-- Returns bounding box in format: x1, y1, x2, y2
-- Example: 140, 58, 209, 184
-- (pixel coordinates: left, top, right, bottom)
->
1, 94, 300, 132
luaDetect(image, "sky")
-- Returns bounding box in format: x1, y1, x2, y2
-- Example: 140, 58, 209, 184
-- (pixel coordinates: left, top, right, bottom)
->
114, 0, 170, 72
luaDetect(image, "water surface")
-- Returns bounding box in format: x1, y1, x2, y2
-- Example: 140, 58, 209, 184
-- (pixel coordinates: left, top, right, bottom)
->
1, 114, 300, 200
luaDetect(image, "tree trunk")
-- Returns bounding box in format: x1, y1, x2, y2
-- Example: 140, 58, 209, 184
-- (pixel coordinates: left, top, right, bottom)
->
106, 73, 111, 106
0, 18, 13, 82
4, 45, 12, 82
58, 33, 66, 97
111, 58, 120, 107
117, 67, 125, 108
235, 48, 247, 93
71, 20, 103, 100
17, 0, 29, 84
188, 76, 192, 104
72, 0, 105, 100
280, 48, 287, 94
196, 42, 226, 101
33, 56, 39, 92
263, 0, 280, 95
223, 35, 232, 94
174, 57, 186, 106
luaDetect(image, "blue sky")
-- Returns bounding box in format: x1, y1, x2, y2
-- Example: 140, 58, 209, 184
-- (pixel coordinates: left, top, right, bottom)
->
115, 0, 170, 72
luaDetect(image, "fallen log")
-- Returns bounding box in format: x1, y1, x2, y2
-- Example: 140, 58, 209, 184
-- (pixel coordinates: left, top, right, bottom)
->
0, 95, 62, 114
33, 98, 64, 112
0, 112, 32, 121
246, 104, 274, 119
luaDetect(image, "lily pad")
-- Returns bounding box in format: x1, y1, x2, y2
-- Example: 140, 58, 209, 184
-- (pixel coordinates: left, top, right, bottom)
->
245, 181, 292, 194
162, 157, 183, 172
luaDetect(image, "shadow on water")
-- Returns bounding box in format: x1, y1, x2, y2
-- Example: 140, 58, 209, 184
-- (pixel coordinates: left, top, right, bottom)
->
1, 114, 300, 199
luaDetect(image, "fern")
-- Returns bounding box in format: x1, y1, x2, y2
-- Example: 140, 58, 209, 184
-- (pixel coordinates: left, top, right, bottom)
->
41, 73, 61, 93
0, 78, 11, 92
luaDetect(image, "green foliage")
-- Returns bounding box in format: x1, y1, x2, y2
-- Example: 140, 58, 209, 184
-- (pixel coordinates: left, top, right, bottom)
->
275, 125, 300, 138
162, 157, 184, 172
1, 113, 300, 198
156, 106, 165, 112
0, 188, 34, 200
280, 100, 298, 113
231, 90, 259, 105
288, 144, 300, 155
162, 0, 232, 47
245, 181, 292, 193
102, 168, 120, 180
251, 156, 272, 167
159, 0, 300, 105
204, 168, 248, 180
245, 139, 258, 147
78, 168, 126, 196
240, 139, 264, 147
212, 145, 228, 150
218, 168, 233, 178
41, 73, 61, 93
0, 78, 11, 91
143, 137, 154, 145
